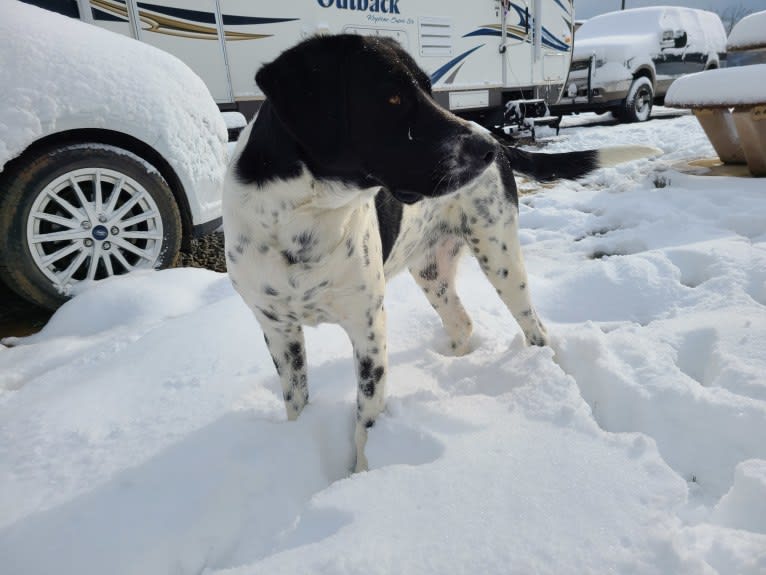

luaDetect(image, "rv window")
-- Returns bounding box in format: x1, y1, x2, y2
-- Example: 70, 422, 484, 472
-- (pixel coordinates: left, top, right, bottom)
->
20, 0, 79, 19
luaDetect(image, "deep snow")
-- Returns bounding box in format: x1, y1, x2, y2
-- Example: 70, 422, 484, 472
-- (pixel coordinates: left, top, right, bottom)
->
1, 112, 765, 574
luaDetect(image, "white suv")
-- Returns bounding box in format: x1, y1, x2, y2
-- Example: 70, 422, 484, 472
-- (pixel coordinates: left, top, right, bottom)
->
0, 2, 228, 309
553, 7, 726, 123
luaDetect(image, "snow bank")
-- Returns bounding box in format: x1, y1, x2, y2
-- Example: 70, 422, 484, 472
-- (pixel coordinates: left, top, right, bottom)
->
1, 114, 765, 574
665, 64, 766, 107
0, 2, 227, 188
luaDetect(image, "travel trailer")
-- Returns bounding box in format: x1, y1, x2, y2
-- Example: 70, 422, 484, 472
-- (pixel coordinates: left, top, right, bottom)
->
26, 0, 575, 130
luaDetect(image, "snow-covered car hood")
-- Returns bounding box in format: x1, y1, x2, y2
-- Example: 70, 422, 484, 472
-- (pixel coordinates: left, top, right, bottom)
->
572, 34, 657, 65
0, 2, 227, 189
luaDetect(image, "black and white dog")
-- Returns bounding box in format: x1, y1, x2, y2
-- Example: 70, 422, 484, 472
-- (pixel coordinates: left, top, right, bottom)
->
224, 35, 658, 471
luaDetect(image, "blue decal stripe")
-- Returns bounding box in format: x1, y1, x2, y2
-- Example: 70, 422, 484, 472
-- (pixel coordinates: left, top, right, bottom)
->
462, 27, 569, 52
430, 45, 484, 84
463, 28, 502, 38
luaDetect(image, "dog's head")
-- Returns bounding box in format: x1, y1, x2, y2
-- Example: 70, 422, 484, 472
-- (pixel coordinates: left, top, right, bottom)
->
255, 34, 497, 203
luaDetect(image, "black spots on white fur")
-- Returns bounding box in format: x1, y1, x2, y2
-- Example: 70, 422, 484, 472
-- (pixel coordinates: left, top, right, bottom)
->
302, 281, 329, 302
258, 306, 280, 323
281, 250, 299, 265
283, 230, 319, 264
287, 341, 304, 371
228, 234, 253, 262
472, 196, 497, 225
498, 269, 509, 278
359, 355, 385, 398
264, 285, 279, 297
419, 262, 438, 281
366, 302, 383, 328
235, 234, 252, 255
459, 212, 473, 236
527, 333, 546, 347
294, 230, 315, 250
346, 237, 355, 257
519, 282, 526, 290
362, 230, 371, 267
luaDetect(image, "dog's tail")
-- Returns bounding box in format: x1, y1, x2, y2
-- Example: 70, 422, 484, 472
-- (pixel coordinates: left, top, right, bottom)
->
502, 145, 663, 182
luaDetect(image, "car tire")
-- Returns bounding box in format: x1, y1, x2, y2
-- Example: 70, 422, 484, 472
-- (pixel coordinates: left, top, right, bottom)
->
0, 143, 182, 310
617, 77, 654, 123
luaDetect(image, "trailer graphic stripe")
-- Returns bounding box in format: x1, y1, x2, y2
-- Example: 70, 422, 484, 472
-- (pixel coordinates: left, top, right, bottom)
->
136, 2, 297, 27
464, 25, 570, 52
89, 1, 294, 41
430, 45, 484, 85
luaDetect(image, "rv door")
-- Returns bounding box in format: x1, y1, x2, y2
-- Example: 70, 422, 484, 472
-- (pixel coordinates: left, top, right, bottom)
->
501, 0, 534, 91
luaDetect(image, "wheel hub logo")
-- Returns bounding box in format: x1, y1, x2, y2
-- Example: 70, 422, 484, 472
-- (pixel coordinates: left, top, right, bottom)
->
92, 225, 109, 241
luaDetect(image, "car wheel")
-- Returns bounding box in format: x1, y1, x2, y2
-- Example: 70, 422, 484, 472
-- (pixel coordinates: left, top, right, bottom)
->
618, 77, 654, 123
0, 143, 182, 310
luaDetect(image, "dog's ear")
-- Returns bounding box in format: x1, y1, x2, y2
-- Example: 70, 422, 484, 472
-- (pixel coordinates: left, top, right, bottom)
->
256, 35, 363, 167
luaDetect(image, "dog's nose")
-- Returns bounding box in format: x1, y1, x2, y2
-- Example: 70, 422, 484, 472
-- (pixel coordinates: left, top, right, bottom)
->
462, 134, 497, 166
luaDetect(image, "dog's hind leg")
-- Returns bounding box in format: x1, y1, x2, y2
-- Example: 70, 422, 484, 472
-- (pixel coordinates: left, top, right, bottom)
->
410, 236, 474, 356
260, 320, 309, 420
464, 205, 548, 347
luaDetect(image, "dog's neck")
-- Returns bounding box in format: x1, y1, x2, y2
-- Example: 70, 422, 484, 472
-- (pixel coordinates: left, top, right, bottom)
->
235, 101, 380, 193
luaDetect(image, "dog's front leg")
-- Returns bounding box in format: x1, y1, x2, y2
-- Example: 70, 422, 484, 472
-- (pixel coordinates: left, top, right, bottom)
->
342, 296, 387, 473
465, 207, 548, 347
260, 321, 309, 421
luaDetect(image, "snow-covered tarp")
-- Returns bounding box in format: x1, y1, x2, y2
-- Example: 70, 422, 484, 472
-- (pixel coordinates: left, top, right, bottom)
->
1, 113, 766, 574
0, 2, 227, 190
727, 10, 766, 51
665, 64, 766, 107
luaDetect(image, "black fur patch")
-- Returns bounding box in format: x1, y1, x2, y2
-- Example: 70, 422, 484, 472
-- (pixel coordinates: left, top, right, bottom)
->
375, 189, 404, 264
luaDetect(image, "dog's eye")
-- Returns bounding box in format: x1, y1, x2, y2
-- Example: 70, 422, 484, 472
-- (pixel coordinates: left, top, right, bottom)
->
388, 94, 401, 105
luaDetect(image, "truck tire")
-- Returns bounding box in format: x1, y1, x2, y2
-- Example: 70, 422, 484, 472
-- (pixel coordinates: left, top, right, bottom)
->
616, 77, 654, 123
0, 143, 182, 310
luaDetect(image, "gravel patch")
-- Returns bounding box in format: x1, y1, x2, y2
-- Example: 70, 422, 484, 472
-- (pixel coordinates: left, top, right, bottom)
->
178, 231, 227, 273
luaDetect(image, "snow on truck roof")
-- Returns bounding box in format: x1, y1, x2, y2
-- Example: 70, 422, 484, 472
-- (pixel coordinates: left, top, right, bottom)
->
577, 5, 725, 50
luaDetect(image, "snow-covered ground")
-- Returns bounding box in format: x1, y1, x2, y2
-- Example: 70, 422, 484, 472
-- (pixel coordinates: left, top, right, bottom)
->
1, 112, 765, 574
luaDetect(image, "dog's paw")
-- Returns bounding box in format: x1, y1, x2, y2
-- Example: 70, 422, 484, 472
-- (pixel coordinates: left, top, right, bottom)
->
449, 337, 475, 357
525, 328, 549, 347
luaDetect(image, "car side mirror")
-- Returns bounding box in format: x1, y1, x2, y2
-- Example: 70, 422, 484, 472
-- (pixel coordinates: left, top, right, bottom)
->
661, 29, 687, 49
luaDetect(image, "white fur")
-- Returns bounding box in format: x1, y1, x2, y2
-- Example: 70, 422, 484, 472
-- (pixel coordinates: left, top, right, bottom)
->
597, 145, 663, 167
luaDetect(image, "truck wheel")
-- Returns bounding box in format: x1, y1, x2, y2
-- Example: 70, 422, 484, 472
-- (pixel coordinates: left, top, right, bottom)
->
0, 143, 182, 310
618, 77, 654, 123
